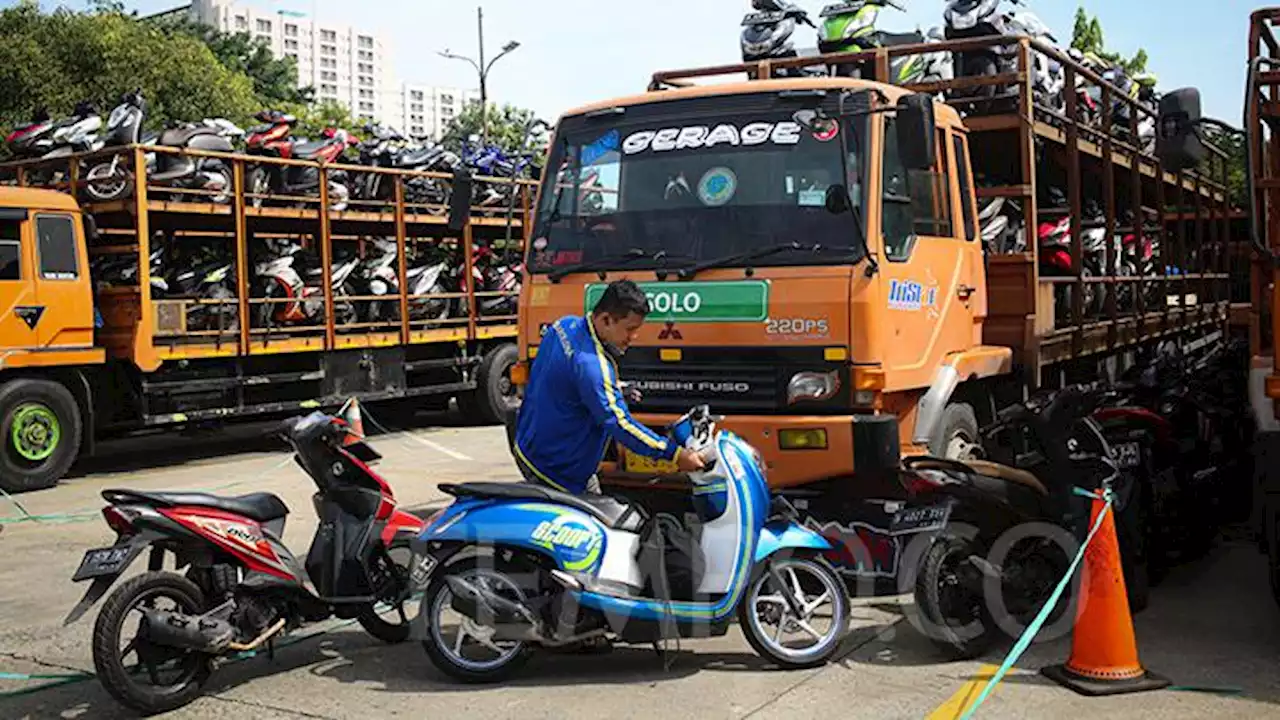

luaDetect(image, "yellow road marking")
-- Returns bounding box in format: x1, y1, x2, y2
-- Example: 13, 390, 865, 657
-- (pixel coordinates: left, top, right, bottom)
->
926, 664, 1000, 720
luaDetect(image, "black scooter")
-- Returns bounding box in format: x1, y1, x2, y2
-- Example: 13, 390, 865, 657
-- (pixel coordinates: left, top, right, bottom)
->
899, 384, 1135, 660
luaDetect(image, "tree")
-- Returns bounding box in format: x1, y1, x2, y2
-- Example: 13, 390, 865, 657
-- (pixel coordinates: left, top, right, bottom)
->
0, 1, 259, 135
1203, 129, 1247, 207
284, 99, 360, 140
439, 102, 545, 155
1070, 6, 1149, 75
151, 15, 313, 107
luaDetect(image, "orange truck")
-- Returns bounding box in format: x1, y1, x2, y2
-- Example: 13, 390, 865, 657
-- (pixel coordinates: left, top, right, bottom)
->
1247, 8, 1280, 607
512, 38, 1237, 583
0, 146, 530, 492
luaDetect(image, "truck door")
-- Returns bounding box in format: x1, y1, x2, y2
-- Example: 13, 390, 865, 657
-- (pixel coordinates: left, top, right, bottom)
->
878, 120, 974, 380
0, 209, 38, 350
32, 213, 93, 348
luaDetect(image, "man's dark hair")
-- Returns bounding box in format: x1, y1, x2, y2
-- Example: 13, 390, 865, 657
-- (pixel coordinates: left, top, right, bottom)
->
592, 279, 649, 319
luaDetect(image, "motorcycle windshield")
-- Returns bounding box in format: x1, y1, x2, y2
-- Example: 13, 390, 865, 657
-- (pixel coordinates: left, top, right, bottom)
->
529, 92, 870, 275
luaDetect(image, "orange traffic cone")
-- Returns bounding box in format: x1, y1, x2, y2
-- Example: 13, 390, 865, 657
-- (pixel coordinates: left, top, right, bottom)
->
1041, 493, 1170, 696
336, 397, 365, 446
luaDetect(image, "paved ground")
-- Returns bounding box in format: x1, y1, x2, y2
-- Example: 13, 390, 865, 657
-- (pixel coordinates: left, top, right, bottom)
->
3, 408, 1280, 719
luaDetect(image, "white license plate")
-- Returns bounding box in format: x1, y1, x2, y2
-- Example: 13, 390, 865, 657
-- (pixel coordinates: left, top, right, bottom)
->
890, 503, 952, 535
743, 10, 787, 25
1112, 442, 1142, 469
410, 553, 438, 587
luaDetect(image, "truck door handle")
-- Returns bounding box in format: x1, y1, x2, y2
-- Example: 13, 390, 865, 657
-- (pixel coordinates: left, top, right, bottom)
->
957, 284, 975, 300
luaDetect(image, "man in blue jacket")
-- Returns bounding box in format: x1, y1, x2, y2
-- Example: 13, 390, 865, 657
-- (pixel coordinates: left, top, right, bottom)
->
514, 280, 705, 494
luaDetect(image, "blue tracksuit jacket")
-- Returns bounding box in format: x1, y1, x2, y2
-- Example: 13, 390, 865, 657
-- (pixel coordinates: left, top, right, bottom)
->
513, 315, 679, 494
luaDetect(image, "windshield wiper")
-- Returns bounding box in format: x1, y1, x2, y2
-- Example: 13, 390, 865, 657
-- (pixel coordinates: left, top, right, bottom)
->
672, 242, 862, 280
548, 248, 663, 283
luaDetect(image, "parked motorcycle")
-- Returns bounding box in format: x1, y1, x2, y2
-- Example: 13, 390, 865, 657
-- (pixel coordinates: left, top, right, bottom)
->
462, 136, 536, 213
356, 124, 459, 211
65, 411, 424, 714
413, 405, 849, 681
944, 0, 1063, 113
740, 0, 818, 77
900, 384, 1139, 659
254, 238, 361, 328
819, 0, 940, 84
83, 90, 245, 204
472, 244, 522, 318
5, 108, 57, 160
244, 111, 354, 211
359, 238, 455, 324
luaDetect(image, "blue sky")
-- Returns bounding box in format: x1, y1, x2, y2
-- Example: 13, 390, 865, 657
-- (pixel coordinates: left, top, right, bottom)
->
10, 0, 1261, 126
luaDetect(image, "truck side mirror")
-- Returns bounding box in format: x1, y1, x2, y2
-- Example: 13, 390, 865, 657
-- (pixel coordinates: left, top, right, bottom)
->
895, 93, 936, 171
83, 213, 100, 243
1156, 88, 1207, 172
447, 167, 473, 233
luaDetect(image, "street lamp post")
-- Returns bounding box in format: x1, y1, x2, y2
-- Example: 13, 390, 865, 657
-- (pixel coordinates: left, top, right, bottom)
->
439, 6, 520, 143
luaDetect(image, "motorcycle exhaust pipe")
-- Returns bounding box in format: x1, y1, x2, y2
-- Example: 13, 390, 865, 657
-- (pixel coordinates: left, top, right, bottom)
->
141, 608, 236, 653
444, 575, 537, 638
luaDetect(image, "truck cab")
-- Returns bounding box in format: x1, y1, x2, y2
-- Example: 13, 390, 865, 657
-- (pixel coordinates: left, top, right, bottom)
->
514, 77, 1011, 488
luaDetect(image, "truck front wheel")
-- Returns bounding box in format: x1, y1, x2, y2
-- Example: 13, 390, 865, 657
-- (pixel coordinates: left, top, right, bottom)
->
930, 402, 982, 461
0, 378, 83, 492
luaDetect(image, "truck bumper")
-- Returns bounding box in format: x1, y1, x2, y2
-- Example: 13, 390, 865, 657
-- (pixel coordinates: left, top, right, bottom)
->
605, 412, 902, 489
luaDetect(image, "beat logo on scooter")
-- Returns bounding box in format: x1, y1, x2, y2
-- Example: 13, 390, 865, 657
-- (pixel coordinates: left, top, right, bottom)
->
530, 516, 603, 572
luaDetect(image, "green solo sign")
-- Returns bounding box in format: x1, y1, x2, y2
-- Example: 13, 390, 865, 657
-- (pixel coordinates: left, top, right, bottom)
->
583, 281, 770, 323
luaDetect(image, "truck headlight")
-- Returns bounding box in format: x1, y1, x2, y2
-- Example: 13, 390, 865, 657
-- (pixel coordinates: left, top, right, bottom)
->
787, 371, 841, 404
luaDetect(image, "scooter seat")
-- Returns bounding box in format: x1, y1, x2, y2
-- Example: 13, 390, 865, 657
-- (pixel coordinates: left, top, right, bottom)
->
440, 482, 645, 531
906, 457, 1048, 496
101, 488, 290, 522
875, 31, 926, 48
396, 147, 439, 168
158, 126, 221, 147
294, 140, 336, 159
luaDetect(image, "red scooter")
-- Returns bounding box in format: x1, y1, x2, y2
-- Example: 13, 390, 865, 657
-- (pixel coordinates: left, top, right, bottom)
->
65, 411, 423, 715
245, 110, 355, 210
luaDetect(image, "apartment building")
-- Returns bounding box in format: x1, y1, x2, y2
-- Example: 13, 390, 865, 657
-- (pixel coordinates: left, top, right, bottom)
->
388, 85, 481, 141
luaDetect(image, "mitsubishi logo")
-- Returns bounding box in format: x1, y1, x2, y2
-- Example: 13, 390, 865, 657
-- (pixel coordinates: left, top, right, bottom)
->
658, 321, 682, 340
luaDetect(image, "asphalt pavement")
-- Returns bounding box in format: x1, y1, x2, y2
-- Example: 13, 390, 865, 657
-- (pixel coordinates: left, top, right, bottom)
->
2, 410, 1279, 719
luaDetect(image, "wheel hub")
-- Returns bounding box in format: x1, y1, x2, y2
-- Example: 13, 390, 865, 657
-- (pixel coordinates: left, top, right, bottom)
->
11, 403, 60, 462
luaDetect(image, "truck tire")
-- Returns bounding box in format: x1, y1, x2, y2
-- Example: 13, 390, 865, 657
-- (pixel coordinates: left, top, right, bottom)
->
0, 378, 83, 492
458, 344, 518, 426
929, 402, 982, 461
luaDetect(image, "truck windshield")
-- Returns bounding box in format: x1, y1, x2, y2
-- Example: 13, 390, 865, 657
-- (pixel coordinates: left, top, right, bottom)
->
529, 93, 868, 274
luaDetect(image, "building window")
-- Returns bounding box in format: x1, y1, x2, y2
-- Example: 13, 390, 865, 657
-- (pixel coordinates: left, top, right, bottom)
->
411, 125, 423, 136
440, 94, 454, 105
234, 15, 248, 30
256, 18, 271, 33
358, 63, 373, 74
410, 90, 424, 101
321, 71, 337, 82
285, 23, 298, 37
359, 101, 374, 112
410, 103, 423, 113
284, 39, 298, 50
359, 76, 373, 87
320, 57, 335, 68
321, 44, 336, 56
441, 106, 454, 118
320, 84, 337, 95
358, 35, 373, 49
358, 50, 374, 61
321, 29, 336, 42
285, 52, 298, 61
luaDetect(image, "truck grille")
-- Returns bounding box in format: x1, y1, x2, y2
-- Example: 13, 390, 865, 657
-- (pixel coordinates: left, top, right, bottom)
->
612, 347, 849, 415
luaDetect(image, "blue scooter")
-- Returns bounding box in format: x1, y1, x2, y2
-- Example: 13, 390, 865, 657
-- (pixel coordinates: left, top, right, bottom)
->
411, 405, 849, 682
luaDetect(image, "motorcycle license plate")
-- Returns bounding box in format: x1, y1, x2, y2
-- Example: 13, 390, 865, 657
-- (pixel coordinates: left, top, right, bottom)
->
622, 448, 679, 475
889, 503, 952, 535
743, 10, 787, 25
820, 2, 862, 17
1111, 442, 1142, 469
71, 543, 144, 582
410, 553, 438, 587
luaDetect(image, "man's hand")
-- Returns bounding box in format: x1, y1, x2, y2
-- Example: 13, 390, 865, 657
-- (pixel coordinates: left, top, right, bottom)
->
676, 448, 707, 473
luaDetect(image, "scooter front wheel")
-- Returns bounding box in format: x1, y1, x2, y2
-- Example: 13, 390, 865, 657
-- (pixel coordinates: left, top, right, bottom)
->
739, 554, 849, 669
